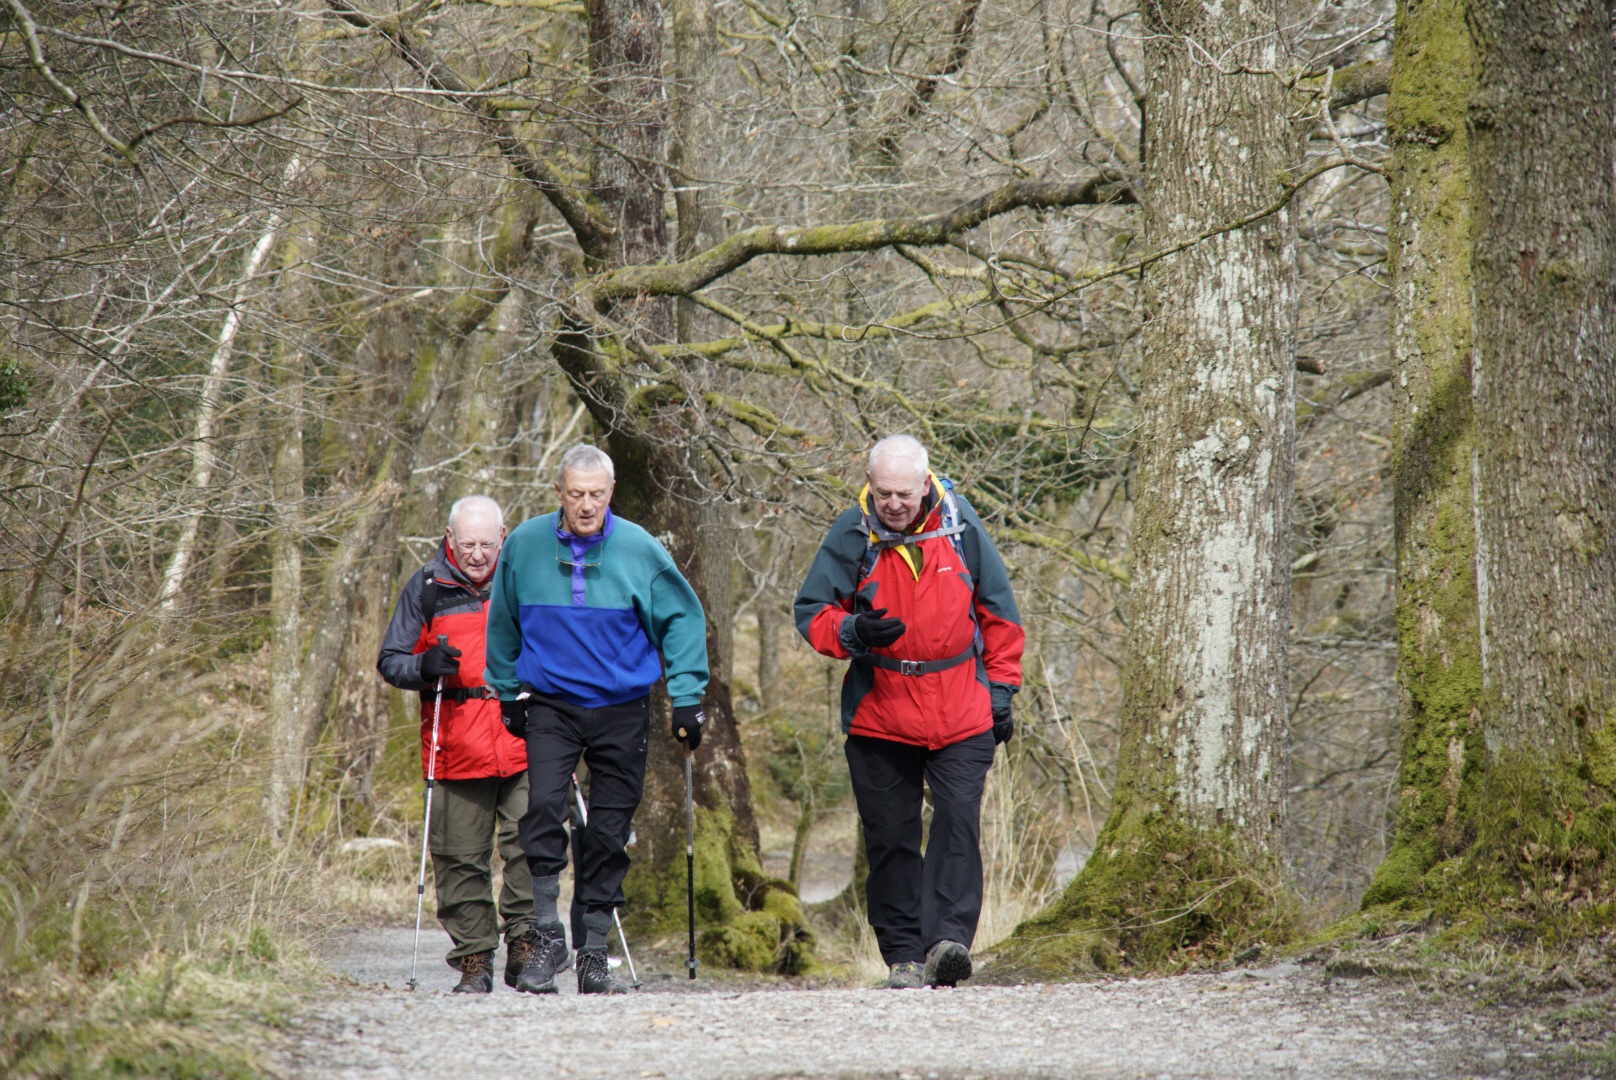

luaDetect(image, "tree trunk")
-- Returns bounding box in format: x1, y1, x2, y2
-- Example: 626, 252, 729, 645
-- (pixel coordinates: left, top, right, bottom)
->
1006, 0, 1298, 973
266, 195, 542, 835
1361, 0, 1482, 909
670, 0, 716, 342
571, 0, 810, 972
158, 183, 295, 613
266, 210, 316, 839
1463, 0, 1616, 939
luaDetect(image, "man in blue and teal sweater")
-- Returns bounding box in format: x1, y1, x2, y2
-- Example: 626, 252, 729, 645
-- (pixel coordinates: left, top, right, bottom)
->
485, 443, 709, 995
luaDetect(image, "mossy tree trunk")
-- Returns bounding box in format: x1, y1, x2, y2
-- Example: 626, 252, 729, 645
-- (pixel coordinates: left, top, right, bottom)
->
1460, 0, 1616, 940
1361, 0, 1483, 909
559, 0, 813, 973
1007, 0, 1299, 973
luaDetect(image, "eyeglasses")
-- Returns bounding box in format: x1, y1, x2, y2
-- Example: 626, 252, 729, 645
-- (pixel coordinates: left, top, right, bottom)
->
453, 540, 500, 556
556, 543, 604, 571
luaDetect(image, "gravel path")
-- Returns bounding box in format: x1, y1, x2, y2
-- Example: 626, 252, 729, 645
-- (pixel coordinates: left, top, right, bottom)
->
280, 928, 1601, 1079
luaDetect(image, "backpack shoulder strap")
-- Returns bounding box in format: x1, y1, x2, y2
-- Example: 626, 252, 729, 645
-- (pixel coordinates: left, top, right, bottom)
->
857, 478, 970, 581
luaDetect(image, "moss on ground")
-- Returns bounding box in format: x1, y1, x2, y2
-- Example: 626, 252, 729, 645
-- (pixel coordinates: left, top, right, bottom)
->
994, 809, 1296, 978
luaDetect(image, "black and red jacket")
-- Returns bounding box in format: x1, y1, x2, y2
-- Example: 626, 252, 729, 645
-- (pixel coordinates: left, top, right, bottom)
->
377, 541, 526, 781
794, 474, 1024, 749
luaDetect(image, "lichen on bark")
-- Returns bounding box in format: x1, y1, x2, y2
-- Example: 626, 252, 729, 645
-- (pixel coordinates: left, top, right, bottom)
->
1360, 0, 1483, 912
999, 0, 1300, 973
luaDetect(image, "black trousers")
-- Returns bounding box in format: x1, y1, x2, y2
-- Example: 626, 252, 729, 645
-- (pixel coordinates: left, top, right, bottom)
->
845, 730, 997, 966
521, 694, 650, 912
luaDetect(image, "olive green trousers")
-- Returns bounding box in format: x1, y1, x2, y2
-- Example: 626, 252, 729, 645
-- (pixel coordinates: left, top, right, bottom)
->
428, 773, 534, 963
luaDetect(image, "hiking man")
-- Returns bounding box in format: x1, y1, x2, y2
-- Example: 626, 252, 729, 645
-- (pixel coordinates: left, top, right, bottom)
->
794, 435, 1024, 989
485, 443, 709, 995
377, 494, 537, 994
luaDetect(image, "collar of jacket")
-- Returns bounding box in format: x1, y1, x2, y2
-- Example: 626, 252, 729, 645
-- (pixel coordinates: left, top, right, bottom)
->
858, 472, 942, 579
433, 538, 494, 592
555, 507, 615, 550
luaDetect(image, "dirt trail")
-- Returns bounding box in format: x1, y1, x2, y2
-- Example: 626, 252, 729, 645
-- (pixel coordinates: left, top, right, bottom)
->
280, 928, 1607, 1079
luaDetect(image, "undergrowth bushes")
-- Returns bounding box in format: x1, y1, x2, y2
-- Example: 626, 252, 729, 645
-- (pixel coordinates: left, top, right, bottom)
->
0, 621, 305, 1077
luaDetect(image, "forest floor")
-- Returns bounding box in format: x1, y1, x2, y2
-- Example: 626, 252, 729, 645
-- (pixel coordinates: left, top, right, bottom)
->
277, 928, 1616, 1079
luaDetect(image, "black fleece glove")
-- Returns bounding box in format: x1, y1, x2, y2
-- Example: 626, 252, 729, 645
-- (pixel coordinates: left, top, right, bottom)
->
852, 607, 907, 649
990, 682, 1016, 745
672, 704, 705, 751
501, 696, 531, 738
420, 638, 462, 680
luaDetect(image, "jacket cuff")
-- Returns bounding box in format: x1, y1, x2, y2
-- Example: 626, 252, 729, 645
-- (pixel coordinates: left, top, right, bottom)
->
837, 614, 870, 657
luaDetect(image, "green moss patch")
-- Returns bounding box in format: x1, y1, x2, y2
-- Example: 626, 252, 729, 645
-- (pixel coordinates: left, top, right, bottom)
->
995, 810, 1296, 978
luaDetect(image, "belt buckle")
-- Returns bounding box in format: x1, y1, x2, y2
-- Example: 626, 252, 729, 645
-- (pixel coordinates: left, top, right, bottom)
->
899, 659, 921, 676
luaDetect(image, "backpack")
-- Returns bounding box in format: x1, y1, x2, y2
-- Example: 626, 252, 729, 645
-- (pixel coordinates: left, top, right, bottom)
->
419, 572, 490, 634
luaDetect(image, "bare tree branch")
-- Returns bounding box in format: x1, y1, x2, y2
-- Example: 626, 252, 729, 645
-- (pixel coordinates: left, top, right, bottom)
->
592, 173, 1135, 300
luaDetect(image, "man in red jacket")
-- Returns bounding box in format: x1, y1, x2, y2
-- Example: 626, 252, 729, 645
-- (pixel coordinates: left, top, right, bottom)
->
795, 436, 1024, 989
378, 495, 541, 994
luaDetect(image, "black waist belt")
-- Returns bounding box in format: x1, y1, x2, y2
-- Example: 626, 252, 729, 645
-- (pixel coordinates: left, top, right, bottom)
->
861, 642, 979, 676
420, 686, 493, 703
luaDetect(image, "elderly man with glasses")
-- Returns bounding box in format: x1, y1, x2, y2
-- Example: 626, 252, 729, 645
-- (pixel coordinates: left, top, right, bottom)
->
795, 435, 1024, 990
377, 494, 537, 993
485, 444, 709, 996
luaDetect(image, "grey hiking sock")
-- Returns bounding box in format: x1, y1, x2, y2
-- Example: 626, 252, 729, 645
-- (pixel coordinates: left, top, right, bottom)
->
582, 907, 613, 950
531, 873, 562, 926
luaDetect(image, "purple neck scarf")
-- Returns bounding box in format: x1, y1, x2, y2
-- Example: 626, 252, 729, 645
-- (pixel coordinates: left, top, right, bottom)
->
556, 509, 613, 606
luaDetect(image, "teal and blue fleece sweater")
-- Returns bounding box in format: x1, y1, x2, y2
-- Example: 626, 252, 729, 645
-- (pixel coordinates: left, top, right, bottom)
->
484, 510, 709, 709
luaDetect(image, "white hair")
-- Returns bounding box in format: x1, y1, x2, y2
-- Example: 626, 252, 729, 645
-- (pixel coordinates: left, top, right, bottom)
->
448, 494, 504, 532
868, 434, 929, 481
558, 443, 615, 484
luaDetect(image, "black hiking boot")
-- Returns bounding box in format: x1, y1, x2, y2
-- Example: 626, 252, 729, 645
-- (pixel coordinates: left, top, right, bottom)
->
506, 925, 570, 989
575, 947, 629, 994
923, 940, 972, 988
881, 961, 924, 989
514, 923, 569, 994
451, 950, 495, 994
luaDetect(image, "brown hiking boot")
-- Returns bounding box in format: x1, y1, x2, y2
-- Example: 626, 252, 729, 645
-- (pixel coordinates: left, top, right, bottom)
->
451, 950, 495, 994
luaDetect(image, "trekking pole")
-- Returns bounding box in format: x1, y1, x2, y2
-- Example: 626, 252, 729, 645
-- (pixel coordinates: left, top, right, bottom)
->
570, 772, 641, 989
406, 636, 449, 991
683, 751, 697, 980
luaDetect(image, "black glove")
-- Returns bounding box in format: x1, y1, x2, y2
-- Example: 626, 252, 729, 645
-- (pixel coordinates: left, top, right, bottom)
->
501, 696, 531, 738
420, 638, 462, 680
672, 704, 705, 751
852, 607, 907, 649
990, 682, 1015, 745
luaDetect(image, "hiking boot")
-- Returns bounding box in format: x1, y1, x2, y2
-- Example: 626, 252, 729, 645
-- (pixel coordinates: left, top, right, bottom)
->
923, 940, 972, 988
514, 923, 568, 994
882, 961, 924, 989
575, 947, 629, 994
506, 924, 570, 989
451, 950, 494, 994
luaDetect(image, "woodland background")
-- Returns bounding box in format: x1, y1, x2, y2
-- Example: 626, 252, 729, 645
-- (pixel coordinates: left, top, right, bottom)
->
3, 0, 1609, 1072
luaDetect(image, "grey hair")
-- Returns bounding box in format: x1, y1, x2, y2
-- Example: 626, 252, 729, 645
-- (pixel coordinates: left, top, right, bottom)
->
448, 494, 504, 533
558, 443, 615, 484
868, 434, 929, 481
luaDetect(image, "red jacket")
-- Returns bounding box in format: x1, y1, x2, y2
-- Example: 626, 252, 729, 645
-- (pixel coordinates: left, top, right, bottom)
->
376, 542, 527, 780
794, 476, 1024, 749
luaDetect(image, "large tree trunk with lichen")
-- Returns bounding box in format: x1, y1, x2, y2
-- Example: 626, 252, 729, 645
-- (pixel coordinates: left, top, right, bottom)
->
1006, 0, 1297, 973
1360, 0, 1483, 910
1459, 0, 1616, 939
565, 0, 810, 972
